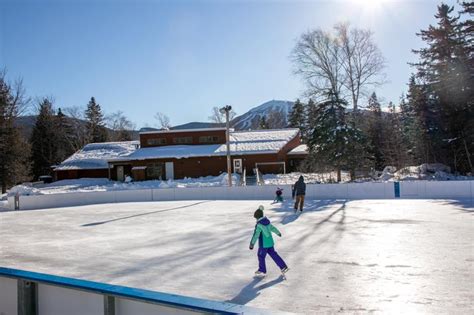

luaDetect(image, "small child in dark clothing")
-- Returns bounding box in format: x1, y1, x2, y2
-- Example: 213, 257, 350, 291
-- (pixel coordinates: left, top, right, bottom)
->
249, 205, 289, 277
274, 187, 283, 203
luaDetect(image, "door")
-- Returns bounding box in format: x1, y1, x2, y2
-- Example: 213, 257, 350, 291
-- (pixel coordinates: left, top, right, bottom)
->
117, 166, 124, 181
233, 159, 243, 173
165, 162, 174, 180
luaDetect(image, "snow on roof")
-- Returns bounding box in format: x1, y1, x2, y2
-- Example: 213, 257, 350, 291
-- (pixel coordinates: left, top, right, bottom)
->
55, 141, 139, 170
113, 129, 299, 161
288, 144, 308, 155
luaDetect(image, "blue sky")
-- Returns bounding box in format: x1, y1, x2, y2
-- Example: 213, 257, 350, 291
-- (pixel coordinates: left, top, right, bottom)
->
0, 0, 460, 127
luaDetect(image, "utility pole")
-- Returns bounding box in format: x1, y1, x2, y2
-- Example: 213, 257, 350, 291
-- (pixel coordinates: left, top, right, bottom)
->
220, 105, 232, 187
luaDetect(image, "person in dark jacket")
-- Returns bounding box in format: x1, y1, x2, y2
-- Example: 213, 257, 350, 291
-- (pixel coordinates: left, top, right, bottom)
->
292, 175, 306, 212
249, 206, 289, 277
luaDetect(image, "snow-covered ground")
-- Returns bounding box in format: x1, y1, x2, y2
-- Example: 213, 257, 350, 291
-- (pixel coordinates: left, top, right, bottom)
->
263, 172, 351, 185
8, 173, 240, 196
1, 199, 472, 314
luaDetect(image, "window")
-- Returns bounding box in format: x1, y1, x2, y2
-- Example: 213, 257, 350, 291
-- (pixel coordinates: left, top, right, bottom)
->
199, 136, 220, 143
146, 163, 163, 179
173, 136, 193, 144
147, 138, 166, 146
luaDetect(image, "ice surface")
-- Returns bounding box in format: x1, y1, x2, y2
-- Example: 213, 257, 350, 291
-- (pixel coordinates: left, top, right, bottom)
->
1, 199, 472, 313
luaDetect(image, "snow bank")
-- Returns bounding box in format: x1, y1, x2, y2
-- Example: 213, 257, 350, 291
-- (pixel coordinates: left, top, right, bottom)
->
8, 174, 241, 196
379, 163, 473, 181
263, 172, 351, 185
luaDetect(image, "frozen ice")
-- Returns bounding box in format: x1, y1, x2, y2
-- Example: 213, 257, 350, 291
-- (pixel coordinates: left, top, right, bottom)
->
1, 199, 472, 313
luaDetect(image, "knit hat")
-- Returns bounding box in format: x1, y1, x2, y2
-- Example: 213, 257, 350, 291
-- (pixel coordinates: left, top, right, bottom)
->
254, 205, 264, 219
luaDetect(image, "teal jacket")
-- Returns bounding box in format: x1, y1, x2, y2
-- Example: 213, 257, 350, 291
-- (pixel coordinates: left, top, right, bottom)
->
250, 217, 281, 248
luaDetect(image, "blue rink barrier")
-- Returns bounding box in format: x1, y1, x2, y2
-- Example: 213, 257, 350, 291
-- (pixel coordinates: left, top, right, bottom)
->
0, 267, 292, 315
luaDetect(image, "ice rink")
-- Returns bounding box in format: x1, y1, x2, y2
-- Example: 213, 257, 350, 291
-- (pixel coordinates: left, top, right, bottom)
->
1, 198, 473, 314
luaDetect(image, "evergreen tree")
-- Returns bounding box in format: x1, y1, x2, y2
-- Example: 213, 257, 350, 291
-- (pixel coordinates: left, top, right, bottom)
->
365, 92, 385, 170
404, 75, 443, 164
55, 107, 76, 162
382, 102, 411, 168
85, 97, 108, 143
304, 98, 317, 143
258, 116, 269, 129
308, 91, 368, 181
30, 98, 59, 179
412, 3, 473, 173
288, 99, 305, 133
0, 73, 30, 193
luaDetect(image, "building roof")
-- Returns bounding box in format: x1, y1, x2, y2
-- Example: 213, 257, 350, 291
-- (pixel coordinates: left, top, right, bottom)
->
112, 129, 300, 162
139, 127, 229, 135
287, 144, 309, 155
54, 141, 139, 170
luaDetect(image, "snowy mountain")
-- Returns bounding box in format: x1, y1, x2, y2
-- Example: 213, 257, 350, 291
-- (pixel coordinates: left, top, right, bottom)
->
231, 100, 294, 130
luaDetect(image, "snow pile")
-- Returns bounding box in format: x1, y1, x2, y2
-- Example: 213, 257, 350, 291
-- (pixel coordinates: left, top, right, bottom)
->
263, 172, 351, 185
379, 163, 473, 181
8, 173, 241, 196
55, 141, 139, 170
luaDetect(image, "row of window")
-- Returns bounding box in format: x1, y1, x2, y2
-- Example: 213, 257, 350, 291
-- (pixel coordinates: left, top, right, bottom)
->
146, 136, 220, 146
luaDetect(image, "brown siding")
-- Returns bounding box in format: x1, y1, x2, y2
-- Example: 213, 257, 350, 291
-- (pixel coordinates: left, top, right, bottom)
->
140, 130, 226, 148
55, 169, 109, 180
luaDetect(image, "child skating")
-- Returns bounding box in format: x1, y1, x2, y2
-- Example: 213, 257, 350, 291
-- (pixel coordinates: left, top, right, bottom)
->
273, 187, 284, 203
249, 205, 289, 278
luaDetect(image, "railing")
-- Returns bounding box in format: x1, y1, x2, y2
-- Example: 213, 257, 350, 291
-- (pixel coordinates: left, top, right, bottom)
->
0, 267, 289, 315
254, 168, 265, 186
239, 168, 247, 186
6, 181, 474, 210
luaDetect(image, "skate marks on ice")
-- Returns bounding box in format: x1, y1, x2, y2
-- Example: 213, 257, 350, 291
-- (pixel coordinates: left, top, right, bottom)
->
81, 200, 212, 227
271, 199, 347, 225
227, 276, 286, 305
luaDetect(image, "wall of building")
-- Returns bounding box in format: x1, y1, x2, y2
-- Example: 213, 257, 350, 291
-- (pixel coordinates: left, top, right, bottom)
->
55, 169, 109, 181
140, 129, 226, 148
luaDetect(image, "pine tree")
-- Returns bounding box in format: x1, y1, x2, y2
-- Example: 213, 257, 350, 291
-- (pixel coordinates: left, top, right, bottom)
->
304, 98, 317, 143
30, 98, 59, 179
258, 116, 269, 129
0, 73, 30, 193
288, 99, 305, 134
412, 3, 473, 173
308, 91, 368, 181
85, 97, 108, 143
365, 92, 385, 170
55, 107, 76, 162
382, 102, 411, 168
404, 75, 443, 164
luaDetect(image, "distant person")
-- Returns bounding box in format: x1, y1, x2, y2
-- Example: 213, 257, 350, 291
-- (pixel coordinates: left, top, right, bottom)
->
292, 175, 306, 212
274, 187, 284, 203
249, 205, 289, 278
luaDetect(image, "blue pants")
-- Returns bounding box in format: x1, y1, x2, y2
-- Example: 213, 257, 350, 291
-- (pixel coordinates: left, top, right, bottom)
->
258, 247, 287, 273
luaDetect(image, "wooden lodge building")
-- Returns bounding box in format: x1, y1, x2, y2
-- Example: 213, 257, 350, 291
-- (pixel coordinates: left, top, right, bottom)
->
53, 128, 308, 181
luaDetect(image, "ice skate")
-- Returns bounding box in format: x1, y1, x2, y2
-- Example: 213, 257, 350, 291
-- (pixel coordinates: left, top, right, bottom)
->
254, 270, 266, 278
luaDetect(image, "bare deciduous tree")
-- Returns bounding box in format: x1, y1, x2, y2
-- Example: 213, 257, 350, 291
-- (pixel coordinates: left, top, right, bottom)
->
266, 110, 287, 129
63, 106, 89, 151
291, 29, 345, 100
154, 112, 171, 130
0, 70, 31, 192
208, 106, 236, 124
291, 24, 386, 110
107, 111, 135, 141
336, 23, 386, 110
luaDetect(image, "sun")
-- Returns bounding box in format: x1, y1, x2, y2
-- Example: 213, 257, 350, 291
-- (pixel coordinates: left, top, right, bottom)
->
351, 0, 386, 14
